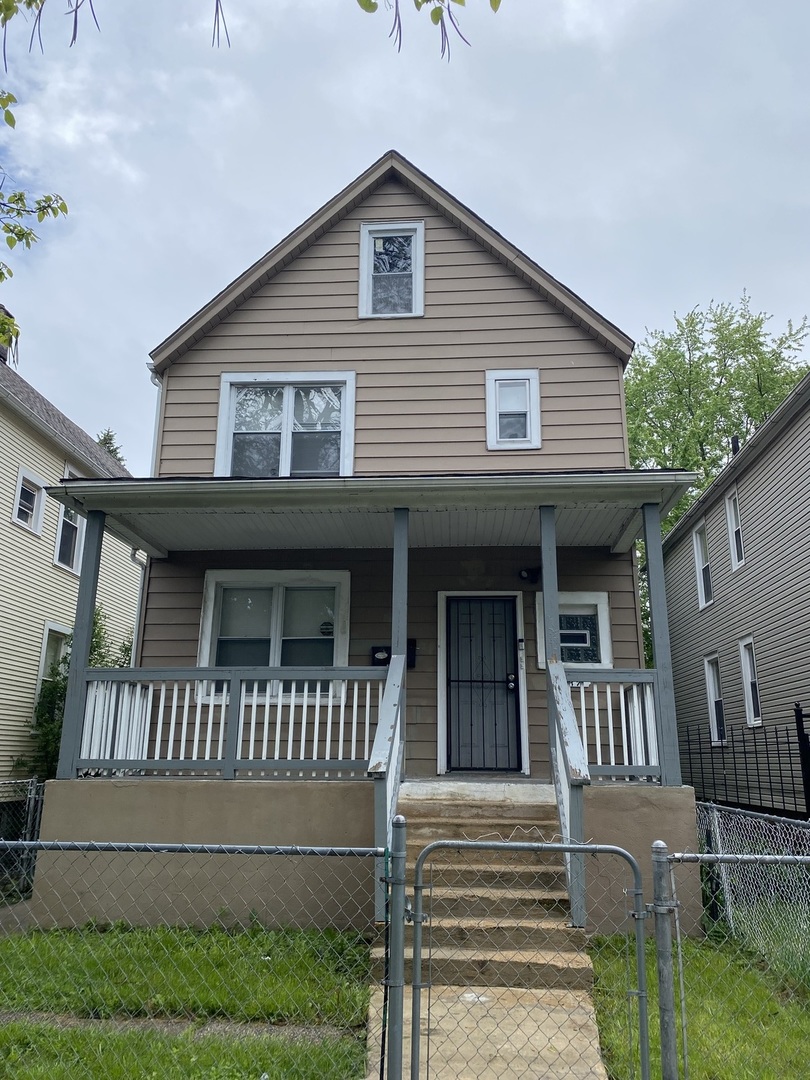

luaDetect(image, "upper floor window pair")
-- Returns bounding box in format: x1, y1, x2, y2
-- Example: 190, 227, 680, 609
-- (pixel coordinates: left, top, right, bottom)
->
691, 488, 746, 609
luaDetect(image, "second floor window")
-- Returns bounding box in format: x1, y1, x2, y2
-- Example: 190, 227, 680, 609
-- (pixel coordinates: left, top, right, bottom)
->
13, 467, 47, 534
486, 369, 541, 451
215, 372, 356, 479
692, 521, 712, 607
726, 489, 745, 569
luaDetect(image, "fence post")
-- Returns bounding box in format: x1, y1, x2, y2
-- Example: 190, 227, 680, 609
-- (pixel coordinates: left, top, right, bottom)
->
387, 814, 406, 1080
651, 840, 679, 1080
794, 703, 810, 817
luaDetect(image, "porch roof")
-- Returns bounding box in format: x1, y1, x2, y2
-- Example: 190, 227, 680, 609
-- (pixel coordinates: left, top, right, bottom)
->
47, 470, 694, 558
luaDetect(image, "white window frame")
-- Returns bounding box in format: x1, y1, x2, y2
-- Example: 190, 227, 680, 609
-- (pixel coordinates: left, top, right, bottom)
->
214, 371, 356, 478
739, 635, 762, 726
535, 591, 613, 669
54, 469, 86, 575
703, 653, 726, 745
12, 466, 48, 534
725, 488, 745, 570
485, 369, 541, 451
198, 570, 351, 675
33, 621, 72, 724
692, 520, 713, 608
358, 221, 425, 319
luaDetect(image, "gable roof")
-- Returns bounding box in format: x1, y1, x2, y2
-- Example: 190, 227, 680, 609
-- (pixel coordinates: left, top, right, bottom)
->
0, 361, 131, 479
150, 150, 634, 374
662, 369, 810, 554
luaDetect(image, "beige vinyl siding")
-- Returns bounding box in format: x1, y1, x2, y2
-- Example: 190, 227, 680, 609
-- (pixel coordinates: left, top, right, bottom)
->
139, 545, 640, 779
665, 405, 810, 749
0, 410, 142, 775
157, 180, 628, 477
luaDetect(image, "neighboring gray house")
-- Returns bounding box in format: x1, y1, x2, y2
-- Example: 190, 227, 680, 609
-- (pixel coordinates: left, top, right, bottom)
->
663, 371, 810, 816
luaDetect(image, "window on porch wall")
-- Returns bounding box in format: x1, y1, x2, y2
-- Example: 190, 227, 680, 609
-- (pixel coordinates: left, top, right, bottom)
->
214, 586, 337, 669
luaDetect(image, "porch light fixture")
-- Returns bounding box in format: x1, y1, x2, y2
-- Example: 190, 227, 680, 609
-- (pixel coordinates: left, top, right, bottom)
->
518, 567, 541, 584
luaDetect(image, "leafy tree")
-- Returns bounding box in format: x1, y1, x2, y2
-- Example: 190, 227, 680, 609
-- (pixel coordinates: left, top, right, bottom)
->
357, 0, 503, 57
0, 91, 68, 361
21, 606, 132, 779
96, 427, 126, 466
625, 295, 809, 526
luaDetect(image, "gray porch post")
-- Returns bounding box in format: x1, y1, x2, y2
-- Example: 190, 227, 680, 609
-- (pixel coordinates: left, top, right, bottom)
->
57, 509, 106, 779
642, 502, 682, 786
539, 504, 561, 713
392, 507, 409, 778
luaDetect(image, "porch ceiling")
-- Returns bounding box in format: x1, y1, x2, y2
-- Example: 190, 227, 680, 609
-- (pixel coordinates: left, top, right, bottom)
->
47, 471, 695, 558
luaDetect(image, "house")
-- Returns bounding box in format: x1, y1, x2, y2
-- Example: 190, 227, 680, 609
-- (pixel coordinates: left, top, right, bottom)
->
39, 151, 699, 926
663, 371, 810, 818
0, 356, 144, 775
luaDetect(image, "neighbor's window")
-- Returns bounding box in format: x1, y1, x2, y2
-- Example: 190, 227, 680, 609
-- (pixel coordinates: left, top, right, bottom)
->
704, 654, 726, 744
692, 521, 713, 607
725, 489, 745, 570
739, 636, 762, 726
359, 222, 425, 318
485, 370, 541, 451
12, 467, 47, 534
199, 570, 351, 673
54, 504, 85, 573
34, 622, 71, 722
214, 372, 356, 478
535, 592, 613, 668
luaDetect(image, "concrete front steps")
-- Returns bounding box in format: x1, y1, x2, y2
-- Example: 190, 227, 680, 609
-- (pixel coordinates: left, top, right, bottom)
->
377, 780, 592, 992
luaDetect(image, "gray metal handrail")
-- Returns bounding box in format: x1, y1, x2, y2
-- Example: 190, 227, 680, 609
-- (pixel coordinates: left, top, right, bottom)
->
368, 654, 406, 922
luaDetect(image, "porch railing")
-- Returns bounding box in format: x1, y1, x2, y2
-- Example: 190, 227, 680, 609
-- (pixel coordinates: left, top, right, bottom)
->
367, 653, 406, 920
565, 667, 661, 781
72, 666, 388, 778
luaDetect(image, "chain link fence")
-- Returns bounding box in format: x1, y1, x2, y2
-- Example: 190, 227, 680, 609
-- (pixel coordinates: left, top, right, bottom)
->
0, 838, 385, 1080
0, 778, 44, 904
659, 803, 810, 1080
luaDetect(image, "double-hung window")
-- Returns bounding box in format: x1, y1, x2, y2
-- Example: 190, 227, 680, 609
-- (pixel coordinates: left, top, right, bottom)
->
54, 469, 85, 574
359, 222, 425, 318
739, 636, 762, 726
692, 521, 712, 607
485, 370, 541, 451
215, 372, 356, 478
199, 570, 351, 675
535, 592, 613, 668
704, 654, 726, 744
725, 489, 745, 570
12, 467, 47, 534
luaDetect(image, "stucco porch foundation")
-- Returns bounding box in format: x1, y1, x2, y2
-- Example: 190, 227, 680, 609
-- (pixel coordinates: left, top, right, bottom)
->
583, 783, 701, 934
30, 779, 376, 929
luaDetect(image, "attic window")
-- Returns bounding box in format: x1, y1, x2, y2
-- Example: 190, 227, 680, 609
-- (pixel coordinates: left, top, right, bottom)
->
359, 222, 424, 318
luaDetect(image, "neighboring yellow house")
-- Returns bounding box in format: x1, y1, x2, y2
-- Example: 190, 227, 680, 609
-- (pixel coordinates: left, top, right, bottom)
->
0, 357, 144, 774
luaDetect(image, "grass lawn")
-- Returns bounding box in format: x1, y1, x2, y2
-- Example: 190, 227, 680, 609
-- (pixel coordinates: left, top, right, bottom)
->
0, 924, 372, 1079
591, 935, 810, 1080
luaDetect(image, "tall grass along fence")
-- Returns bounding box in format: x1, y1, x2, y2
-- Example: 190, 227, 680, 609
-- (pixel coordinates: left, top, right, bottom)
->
653, 803, 810, 1080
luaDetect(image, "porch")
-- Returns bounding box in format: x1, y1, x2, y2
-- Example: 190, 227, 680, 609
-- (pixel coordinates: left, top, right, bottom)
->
49, 471, 693, 862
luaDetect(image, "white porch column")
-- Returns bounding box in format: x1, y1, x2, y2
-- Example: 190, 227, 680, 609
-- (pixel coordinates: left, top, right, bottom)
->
57, 509, 106, 779
642, 502, 682, 786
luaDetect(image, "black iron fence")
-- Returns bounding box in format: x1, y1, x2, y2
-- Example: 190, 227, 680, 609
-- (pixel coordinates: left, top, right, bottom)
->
679, 708, 810, 818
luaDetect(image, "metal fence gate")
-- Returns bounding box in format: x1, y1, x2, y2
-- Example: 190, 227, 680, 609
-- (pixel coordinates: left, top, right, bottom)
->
409, 836, 651, 1080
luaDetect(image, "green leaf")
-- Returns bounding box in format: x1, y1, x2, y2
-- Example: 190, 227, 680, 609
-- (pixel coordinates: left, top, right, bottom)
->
3, 108, 14, 128
451, 0, 465, 6
6, 235, 16, 249
430, 5, 443, 24
355, 0, 378, 11
490, 0, 502, 10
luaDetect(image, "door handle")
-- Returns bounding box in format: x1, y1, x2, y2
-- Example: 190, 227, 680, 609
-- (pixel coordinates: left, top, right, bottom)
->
506, 674, 516, 691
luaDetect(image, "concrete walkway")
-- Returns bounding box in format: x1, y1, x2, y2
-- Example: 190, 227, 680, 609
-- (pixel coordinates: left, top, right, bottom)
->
367, 982, 608, 1079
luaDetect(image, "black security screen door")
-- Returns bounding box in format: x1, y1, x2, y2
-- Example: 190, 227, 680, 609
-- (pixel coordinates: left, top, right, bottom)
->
446, 597, 521, 771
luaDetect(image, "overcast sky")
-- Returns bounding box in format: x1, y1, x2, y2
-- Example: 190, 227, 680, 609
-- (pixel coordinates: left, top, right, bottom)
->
3, 0, 808, 475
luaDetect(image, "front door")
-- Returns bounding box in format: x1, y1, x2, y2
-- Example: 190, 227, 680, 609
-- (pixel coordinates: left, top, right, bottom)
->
446, 596, 521, 771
